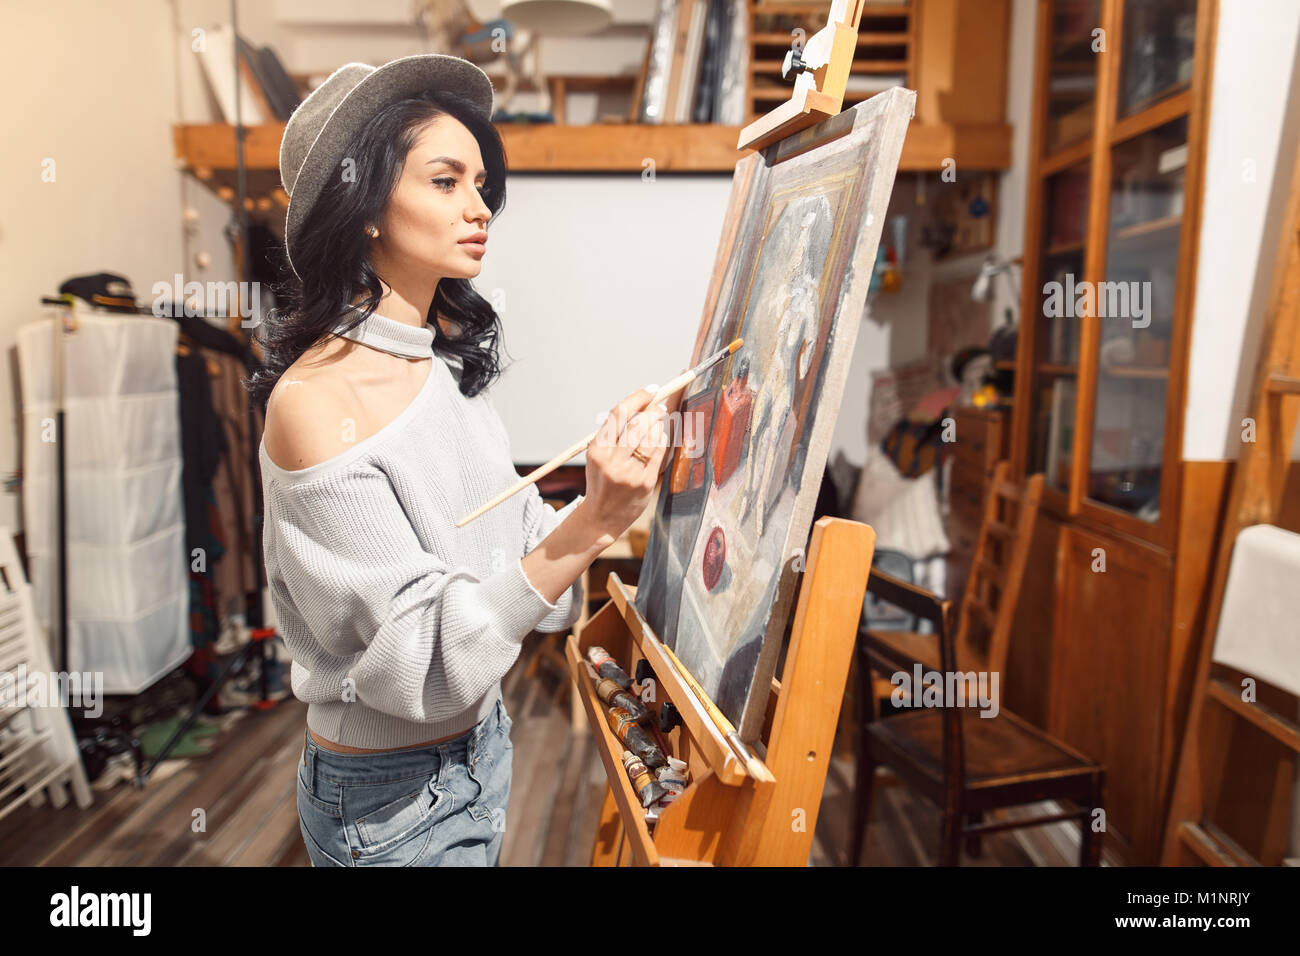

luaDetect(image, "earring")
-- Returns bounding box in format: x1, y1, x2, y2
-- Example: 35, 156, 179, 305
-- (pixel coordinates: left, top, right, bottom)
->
366, 225, 379, 238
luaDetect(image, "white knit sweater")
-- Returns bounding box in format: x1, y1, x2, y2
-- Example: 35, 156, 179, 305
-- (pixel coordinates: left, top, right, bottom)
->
259, 353, 585, 749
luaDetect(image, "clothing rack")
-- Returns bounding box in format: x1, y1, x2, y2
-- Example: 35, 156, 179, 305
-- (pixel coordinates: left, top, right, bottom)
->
34, 295, 276, 786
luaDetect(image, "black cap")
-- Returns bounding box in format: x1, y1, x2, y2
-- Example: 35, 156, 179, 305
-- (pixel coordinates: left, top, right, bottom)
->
57, 272, 138, 313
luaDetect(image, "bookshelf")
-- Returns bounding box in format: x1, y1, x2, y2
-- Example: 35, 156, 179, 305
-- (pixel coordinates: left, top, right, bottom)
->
747, 2, 916, 119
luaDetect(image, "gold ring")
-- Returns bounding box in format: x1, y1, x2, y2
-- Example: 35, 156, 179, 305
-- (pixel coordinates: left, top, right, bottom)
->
631, 449, 652, 465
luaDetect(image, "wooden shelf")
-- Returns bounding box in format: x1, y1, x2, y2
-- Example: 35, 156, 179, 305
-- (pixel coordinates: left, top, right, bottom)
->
752, 32, 907, 47
750, 59, 907, 73
173, 116, 1012, 188
1099, 365, 1170, 380
1041, 139, 1091, 175
1113, 214, 1182, 248
752, 82, 913, 100
496, 123, 747, 171
1044, 239, 1085, 257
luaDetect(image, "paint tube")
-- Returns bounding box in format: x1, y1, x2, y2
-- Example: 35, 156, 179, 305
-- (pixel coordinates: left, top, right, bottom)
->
595, 675, 653, 725
613, 691, 652, 725
607, 706, 666, 769
594, 676, 622, 702
655, 757, 689, 806
622, 750, 668, 808
586, 646, 632, 690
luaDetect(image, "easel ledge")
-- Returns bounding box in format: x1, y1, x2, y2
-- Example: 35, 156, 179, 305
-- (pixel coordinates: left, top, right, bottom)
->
564, 516, 876, 866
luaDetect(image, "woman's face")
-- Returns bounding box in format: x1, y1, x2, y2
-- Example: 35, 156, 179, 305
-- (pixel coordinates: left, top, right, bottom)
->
372, 115, 493, 282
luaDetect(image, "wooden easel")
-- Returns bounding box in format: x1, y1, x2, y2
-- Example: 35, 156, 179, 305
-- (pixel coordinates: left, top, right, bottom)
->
738, 0, 871, 152
565, 516, 875, 866
566, 5, 904, 864
1160, 144, 1300, 866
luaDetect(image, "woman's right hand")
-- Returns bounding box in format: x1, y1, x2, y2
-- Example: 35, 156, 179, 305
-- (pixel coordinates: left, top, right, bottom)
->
579, 384, 675, 541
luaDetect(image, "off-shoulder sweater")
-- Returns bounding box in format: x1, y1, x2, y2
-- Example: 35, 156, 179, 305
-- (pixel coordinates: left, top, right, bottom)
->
259, 351, 584, 749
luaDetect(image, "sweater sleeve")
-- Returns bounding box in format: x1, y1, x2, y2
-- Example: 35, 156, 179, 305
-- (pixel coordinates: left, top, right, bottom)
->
520, 484, 587, 633
270, 463, 574, 723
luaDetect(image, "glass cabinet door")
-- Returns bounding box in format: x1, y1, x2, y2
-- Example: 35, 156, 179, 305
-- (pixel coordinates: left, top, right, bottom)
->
1117, 0, 1198, 118
1085, 116, 1189, 521
1029, 162, 1090, 491
1045, 0, 1101, 154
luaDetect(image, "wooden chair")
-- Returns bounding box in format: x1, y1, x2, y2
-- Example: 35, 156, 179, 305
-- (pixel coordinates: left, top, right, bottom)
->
872, 462, 1044, 683
850, 568, 1106, 866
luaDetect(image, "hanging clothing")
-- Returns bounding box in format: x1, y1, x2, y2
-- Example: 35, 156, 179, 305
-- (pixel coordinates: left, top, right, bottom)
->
169, 310, 266, 630
205, 348, 263, 621
175, 346, 227, 654
16, 308, 190, 693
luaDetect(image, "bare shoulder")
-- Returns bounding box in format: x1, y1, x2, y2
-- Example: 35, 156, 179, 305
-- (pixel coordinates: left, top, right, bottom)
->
263, 362, 357, 472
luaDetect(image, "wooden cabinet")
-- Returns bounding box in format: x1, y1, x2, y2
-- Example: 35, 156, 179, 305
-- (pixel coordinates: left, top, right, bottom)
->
1051, 524, 1173, 860
1006, 0, 1221, 863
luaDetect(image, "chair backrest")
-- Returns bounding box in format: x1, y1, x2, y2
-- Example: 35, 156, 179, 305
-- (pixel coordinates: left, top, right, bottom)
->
955, 462, 1044, 678
862, 569, 964, 780
862, 547, 918, 632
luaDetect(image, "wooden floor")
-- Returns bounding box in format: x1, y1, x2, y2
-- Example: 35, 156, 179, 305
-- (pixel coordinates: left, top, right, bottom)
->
0, 636, 1124, 866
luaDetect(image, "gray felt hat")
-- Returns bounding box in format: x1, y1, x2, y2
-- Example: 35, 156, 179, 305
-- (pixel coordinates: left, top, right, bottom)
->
279, 54, 495, 280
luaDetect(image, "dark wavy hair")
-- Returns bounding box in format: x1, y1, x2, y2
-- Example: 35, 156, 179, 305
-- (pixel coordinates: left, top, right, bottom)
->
244, 89, 509, 409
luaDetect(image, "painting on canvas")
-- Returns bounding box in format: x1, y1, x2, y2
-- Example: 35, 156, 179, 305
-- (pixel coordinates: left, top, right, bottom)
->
634, 87, 916, 741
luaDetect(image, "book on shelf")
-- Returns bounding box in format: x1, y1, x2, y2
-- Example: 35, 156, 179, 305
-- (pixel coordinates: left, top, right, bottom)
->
642, 0, 748, 125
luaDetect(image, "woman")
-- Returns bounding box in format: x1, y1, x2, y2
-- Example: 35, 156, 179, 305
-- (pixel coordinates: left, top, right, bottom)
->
246, 55, 673, 866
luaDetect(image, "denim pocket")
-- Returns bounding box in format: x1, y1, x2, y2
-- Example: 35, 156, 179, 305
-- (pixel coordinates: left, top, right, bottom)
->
343, 773, 443, 864
298, 752, 342, 817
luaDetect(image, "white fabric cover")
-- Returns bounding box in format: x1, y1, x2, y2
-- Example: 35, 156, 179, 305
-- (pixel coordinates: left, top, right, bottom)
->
1211, 523, 1300, 698
17, 309, 190, 694
850, 450, 951, 561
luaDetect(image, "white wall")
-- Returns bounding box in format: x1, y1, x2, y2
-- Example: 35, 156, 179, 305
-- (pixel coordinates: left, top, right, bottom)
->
1184, 0, 1300, 460
474, 173, 731, 463
0, 0, 252, 533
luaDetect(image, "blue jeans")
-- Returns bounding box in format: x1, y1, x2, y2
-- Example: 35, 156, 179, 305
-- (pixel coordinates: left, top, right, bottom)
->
296, 696, 513, 866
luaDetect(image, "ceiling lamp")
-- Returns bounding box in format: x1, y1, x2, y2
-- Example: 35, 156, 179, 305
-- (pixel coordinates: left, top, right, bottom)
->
500, 0, 613, 35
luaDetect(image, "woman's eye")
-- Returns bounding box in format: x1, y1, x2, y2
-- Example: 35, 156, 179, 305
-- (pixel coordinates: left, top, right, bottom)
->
432, 177, 489, 198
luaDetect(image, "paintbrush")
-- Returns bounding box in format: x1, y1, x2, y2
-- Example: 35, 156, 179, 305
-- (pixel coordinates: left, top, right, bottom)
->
456, 337, 744, 527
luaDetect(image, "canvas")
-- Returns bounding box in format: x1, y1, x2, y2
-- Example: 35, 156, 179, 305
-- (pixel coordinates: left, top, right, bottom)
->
635, 87, 916, 742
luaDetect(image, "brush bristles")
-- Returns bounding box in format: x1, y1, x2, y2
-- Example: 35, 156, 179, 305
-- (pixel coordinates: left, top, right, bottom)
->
728, 337, 743, 353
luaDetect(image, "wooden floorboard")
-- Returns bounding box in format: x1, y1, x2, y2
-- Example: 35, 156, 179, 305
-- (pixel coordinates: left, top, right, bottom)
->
0, 635, 1124, 866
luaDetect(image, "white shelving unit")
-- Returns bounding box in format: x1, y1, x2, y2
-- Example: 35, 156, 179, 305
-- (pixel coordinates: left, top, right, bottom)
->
0, 528, 92, 823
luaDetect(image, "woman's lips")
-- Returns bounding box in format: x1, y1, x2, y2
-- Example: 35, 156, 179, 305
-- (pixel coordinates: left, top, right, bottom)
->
460, 241, 485, 256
